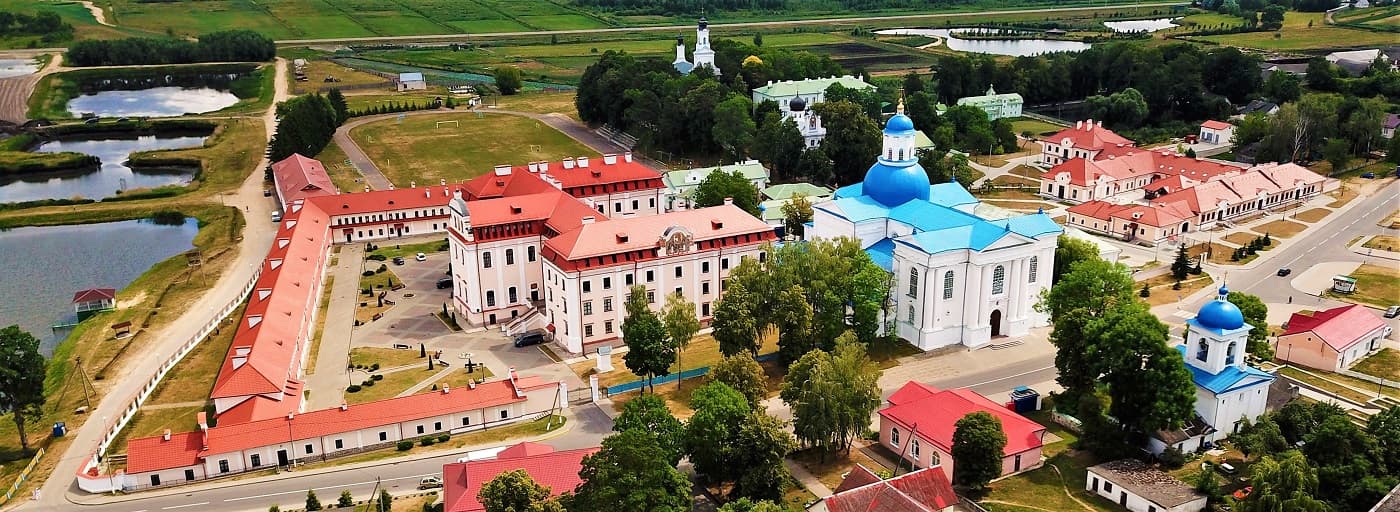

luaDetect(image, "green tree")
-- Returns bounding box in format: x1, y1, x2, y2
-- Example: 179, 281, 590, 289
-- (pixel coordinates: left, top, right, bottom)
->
1303, 414, 1376, 469
1321, 138, 1350, 174
951, 411, 1008, 491
717, 498, 785, 512
710, 352, 768, 407
1227, 291, 1271, 358
661, 292, 699, 390
902, 72, 925, 94
684, 381, 751, 485
1171, 244, 1192, 281
326, 88, 349, 125
781, 333, 882, 457
494, 65, 523, 95
713, 95, 757, 160
378, 490, 393, 512
338, 490, 354, 508
1195, 468, 1221, 504
1097, 302, 1197, 436
1305, 58, 1338, 92
0, 326, 46, 451
1260, 5, 1286, 29
796, 147, 835, 185
1368, 406, 1400, 474
1235, 416, 1290, 460
752, 115, 803, 181
622, 286, 674, 393
1261, 72, 1301, 104
268, 93, 340, 162
612, 393, 684, 466
905, 90, 940, 133
1233, 111, 1272, 146
1239, 451, 1331, 512
693, 169, 761, 216
572, 430, 692, 512
780, 194, 813, 239
1388, 132, 1400, 164
712, 278, 762, 357
730, 411, 798, 501
1052, 235, 1100, 283
1035, 259, 1135, 398
814, 99, 881, 184
305, 490, 322, 511
479, 469, 564, 512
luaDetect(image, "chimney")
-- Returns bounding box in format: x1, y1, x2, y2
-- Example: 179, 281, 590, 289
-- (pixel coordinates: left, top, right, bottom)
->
425, 188, 430, 198
493, 164, 512, 176
581, 216, 596, 225
603, 153, 617, 165
364, 185, 371, 193
440, 178, 447, 186
562, 157, 575, 169
340, 402, 348, 411
197, 411, 208, 431
442, 384, 451, 394
723, 197, 734, 206
163, 429, 171, 441
468, 380, 476, 389
410, 181, 416, 188
624, 151, 633, 163
577, 156, 590, 168
1085, 119, 1093, 130
616, 233, 629, 243
287, 413, 295, 421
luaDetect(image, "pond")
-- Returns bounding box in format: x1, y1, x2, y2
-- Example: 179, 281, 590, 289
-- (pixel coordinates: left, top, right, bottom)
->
0, 58, 39, 79
0, 218, 198, 353
65, 70, 250, 117
0, 133, 208, 203
1103, 17, 1181, 33
876, 28, 1091, 57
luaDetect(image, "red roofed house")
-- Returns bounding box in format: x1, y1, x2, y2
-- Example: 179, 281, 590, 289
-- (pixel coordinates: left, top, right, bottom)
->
1275, 304, 1391, 372
1040, 148, 1242, 205
811, 464, 959, 512
271, 154, 338, 210
1065, 200, 1193, 244
1199, 120, 1234, 145
1039, 119, 1135, 166
878, 382, 1047, 480
73, 288, 116, 315
442, 442, 598, 512
124, 373, 565, 489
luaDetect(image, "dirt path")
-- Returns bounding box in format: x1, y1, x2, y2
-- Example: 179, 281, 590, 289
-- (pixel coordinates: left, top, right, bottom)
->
80, 1, 112, 27
0, 52, 61, 123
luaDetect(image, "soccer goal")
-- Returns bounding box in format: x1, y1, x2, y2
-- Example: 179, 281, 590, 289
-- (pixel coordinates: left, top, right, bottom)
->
435, 120, 459, 129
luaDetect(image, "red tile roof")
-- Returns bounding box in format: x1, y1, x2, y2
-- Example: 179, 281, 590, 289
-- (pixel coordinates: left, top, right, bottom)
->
271, 154, 338, 206
443, 443, 600, 512
1045, 121, 1134, 152
496, 441, 556, 459
307, 184, 457, 216
879, 382, 1046, 457
461, 156, 663, 201
823, 465, 959, 512
125, 432, 203, 474
1200, 120, 1232, 131
1043, 150, 1238, 187
1282, 304, 1388, 352
543, 204, 774, 262
72, 288, 116, 303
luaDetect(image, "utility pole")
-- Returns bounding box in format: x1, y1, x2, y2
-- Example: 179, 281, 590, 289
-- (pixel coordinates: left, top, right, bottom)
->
74, 356, 94, 410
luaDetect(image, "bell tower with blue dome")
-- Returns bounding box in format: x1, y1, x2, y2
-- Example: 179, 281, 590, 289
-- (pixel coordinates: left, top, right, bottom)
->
1185, 285, 1252, 375
862, 101, 930, 207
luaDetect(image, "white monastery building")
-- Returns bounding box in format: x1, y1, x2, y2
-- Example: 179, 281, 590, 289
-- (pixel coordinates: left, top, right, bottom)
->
808, 103, 1062, 350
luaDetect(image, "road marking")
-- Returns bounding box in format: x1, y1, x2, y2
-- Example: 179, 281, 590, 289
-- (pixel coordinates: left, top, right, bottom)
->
963, 365, 1055, 389
162, 502, 208, 509
224, 473, 437, 501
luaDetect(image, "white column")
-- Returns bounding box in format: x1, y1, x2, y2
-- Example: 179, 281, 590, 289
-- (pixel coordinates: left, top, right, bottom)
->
924, 266, 938, 330
1008, 260, 1022, 320
977, 264, 992, 326
963, 265, 980, 329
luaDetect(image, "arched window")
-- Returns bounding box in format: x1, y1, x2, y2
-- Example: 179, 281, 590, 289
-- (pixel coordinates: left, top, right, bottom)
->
911, 438, 921, 459
992, 265, 1006, 295
527, 245, 536, 262
1226, 342, 1237, 365
1029, 256, 1038, 283
943, 271, 954, 299
907, 268, 919, 298
890, 427, 901, 447
485, 290, 496, 307
1196, 338, 1209, 362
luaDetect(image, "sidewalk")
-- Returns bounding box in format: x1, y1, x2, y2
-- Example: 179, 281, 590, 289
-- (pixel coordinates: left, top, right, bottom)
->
1350, 235, 1400, 261
304, 244, 366, 410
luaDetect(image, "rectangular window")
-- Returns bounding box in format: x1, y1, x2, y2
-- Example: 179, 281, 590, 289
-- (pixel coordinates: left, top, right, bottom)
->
604, 320, 614, 334
603, 297, 613, 312
674, 287, 682, 296
462, 417, 471, 426
647, 290, 655, 303
528, 246, 536, 262
379, 432, 388, 441
334, 439, 344, 450
614, 202, 622, 212
702, 261, 710, 273
151, 474, 161, 487
602, 277, 611, 289
219, 460, 230, 473
649, 198, 656, 208
482, 251, 492, 268
583, 280, 591, 293
505, 249, 515, 265
675, 266, 683, 278
305, 444, 314, 455
646, 270, 654, 282
434, 421, 442, 431
625, 274, 634, 286
416, 425, 425, 434
721, 258, 730, 270
250, 454, 261, 468
500, 410, 509, 419
585, 324, 594, 337
702, 282, 710, 295
632, 200, 639, 210
583, 301, 593, 315
702, 302, 710, 316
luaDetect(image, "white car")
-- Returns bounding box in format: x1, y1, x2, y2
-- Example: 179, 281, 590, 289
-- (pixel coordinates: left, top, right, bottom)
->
415, 252, 427, 262
418, 476, 442, 489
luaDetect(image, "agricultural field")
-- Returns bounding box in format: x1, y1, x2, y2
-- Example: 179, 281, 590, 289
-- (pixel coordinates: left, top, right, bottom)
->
1193, 12, 1399, 50
347, 112, 596, 188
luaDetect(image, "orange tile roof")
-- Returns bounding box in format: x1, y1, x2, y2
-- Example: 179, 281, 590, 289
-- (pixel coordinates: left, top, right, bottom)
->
879, 382, 1046, 457
1045, 121, 1134, 152
443, 444, 600, 512
125, 432, 203, 474
307, 184, 458, 216
271, 154, 338, 206
1044, 151, 1239, 187
1200, 120, 1232, 131
823, 465, 959, 512
461, 157, 663, 201
543, 204, 773, 262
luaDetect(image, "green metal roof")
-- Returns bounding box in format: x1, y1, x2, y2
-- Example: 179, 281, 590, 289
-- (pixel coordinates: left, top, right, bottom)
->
913, 130, 934, 150
664, 161, 769, 197
752, 75, 873, 98
762, 182, 832, 200
955, 86, 1023, 106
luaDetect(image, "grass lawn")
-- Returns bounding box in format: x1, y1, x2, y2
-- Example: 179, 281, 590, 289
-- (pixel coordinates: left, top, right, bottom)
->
129, 118, 268, 196
305, 275, 335, 376
1195, 12, 1398, 50
1327, 184, 1359, 208
348, 112, 596, 188
1330, 264, 1400, 310
1189, 241, 1254, 265
1292, 208, 1330, 223
1352, 348, 1400, 382
292, 60, 388, 94
981, 450, 1119, 512
490, 91, 581, 121
1139, 274, 1214, 307
791, 445, 890, 492
1362, 235, 1399, 252
990, 174, 1039, 187
1279, 366, 1378, 403
144, 303, 244, 405
346, 365, 491, 404
356, 267, 402, 322
292, 415, 566, 471
1251, 219, 1306, 238
1008, 165, 1044, 180
1010, 117, 1066, 137
1222, 232, 1261, 247
350, 347, 427, 370
1381, 210, 1400, 230
392, 494, 438, 512
368, 239, 448, 260
313, 141, 369, 193
108, 405, 204, 461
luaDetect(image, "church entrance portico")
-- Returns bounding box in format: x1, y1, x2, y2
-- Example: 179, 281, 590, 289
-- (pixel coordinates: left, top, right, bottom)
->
990, 310, 1002, 337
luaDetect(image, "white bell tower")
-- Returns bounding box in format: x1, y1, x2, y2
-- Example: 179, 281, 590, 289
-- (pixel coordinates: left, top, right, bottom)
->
692, 16, 719, 75
1185, 286, 1252, 375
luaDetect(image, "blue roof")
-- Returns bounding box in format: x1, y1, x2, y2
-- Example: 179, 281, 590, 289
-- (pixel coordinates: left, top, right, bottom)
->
1174, 346, 1274, 394
928, 182, 978, 208
900, 223, 1013, 254
674, 61, 694, 75
862, 160, 930, 207
399, 72, 424, 82
1195, 287, 1246, 331
866, 238, 896, 271
989, 213, 1064, 239
834, 182, 863, 199
884, 113, 915, 135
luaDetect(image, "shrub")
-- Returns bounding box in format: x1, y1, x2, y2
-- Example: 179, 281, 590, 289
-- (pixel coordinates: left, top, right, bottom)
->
396, 440, 413, 451
376, 264, 387, 273
367, 254, 387, 261
371, 374, 384, 381
1140, 284, 1151, 298
361, 379, 375, 387
1159, 446, 1186, 468
437, 434, 450, 443
370, 363, 380, 371
419, 437, 435, 447
362, 270, 376, 277
346, 384, 362, 393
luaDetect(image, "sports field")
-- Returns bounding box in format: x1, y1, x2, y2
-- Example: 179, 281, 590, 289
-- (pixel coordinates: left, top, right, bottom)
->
347, 112, 597, 188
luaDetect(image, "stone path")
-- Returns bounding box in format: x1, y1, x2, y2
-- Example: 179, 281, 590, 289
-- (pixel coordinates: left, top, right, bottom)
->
303, 244, 365, 410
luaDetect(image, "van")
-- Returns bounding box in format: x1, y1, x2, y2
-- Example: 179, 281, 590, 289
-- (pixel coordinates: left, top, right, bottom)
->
513, 331, 547, 348
436, 277, 452, 289
271, 211, 282, 222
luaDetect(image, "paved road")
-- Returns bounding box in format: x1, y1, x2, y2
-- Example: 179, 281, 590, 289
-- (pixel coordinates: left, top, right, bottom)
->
271, 2, 1186, 45
0, 53, 61, 123
30, 58, 292, 512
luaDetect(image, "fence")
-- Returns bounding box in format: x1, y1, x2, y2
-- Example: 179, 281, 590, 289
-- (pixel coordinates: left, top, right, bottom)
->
604, 353, 779, 396
93, 267, 263, 459
0, 448, 44, 506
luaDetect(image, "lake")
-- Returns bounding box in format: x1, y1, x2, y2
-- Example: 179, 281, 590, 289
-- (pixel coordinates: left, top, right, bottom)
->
0, 218, 198, 353
68, 87, 240, 117
1103, 17, 1181, 33
0, 133, 208, 203
876, 28, 1091, 57
0, 58, 38, 79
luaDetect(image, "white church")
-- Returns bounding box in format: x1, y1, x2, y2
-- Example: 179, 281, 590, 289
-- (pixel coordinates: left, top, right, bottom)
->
673, 17, 720, 76
1152, 286, 1274, 454
808, 102, 1062, 350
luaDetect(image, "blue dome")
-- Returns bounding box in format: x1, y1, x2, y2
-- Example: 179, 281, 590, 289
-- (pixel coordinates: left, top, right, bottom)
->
1196, 295, 1245, 331
884, 113, 915, 134
863, 161, 930, 206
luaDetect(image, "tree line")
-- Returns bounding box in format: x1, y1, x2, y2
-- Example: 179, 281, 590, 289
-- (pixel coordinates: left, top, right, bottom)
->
65, 30, 275, 67
0, 11, 71, 42
267, 89, 348, 163
572, 0, 1118, 15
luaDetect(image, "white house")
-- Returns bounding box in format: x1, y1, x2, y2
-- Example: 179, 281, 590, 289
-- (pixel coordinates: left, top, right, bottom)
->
662, 160, 769, 211
955, 85, 1024, 121
1087, 460, 1207, 512
751, 75, 873, 113
1198, 120, 1233, 145
809, 102, 1061, 350
397, 72, 426, 91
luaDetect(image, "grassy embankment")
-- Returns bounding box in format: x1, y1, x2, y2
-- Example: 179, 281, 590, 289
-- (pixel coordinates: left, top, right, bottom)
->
348, 112, 596, 188
26, 63, 273, 120
0, 0, 155, 50
0, 133, 97, 175
1191, 11, 1399, 50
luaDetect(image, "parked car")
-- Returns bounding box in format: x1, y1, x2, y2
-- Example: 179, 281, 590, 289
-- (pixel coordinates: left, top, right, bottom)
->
271, 211, 282, 222
418, 476, 442, 489
1361, 172, 1377, 179
1233, 486, 1254, 500
84, 117, 100, 124
1385, 305, 1399, 318
436, 277, 452, 289
262, 189, 272, 197
513, 330, 547, 348
415, 252, 427, 262
1217, 462, 1238, 475
1277, 267, 1292, 277
392, 256, 405, 266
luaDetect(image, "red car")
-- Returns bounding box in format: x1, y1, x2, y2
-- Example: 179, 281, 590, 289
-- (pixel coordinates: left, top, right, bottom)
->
1233, 486, 1253, 500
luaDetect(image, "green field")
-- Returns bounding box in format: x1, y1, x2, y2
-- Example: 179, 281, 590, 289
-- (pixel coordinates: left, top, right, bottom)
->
1194, 11, 1398, 50
347, 112, 597, 188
